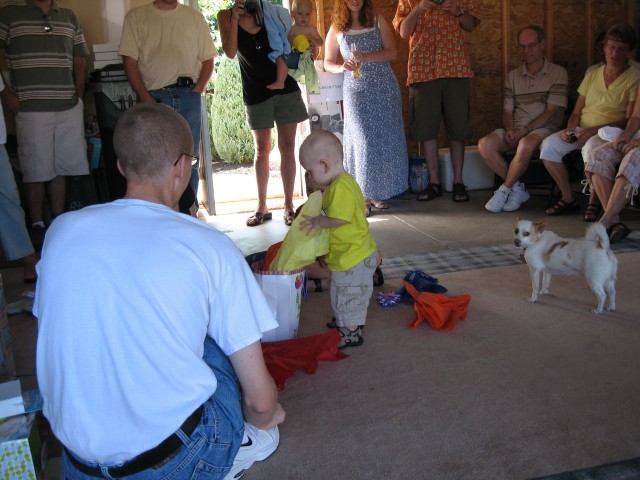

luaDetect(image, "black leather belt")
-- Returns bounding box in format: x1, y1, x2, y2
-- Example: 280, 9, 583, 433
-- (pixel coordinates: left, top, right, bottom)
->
66, 405, 203, 478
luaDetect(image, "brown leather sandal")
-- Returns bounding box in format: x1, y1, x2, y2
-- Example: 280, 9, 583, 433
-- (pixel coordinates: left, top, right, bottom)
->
246, 211, 272, 227
545, 198, 580, 216
416, 183, 443, 201
583, 203, 602, 222
452, 183, 470, 202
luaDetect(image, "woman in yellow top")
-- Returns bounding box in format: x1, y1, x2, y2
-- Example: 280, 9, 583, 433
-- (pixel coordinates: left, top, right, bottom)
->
540, 24, 640, 216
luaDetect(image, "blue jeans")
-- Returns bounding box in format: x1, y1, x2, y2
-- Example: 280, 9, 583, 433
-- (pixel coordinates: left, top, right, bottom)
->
0, 145, 34, 261
63, 337, 245, 480
151, 87, 203, 197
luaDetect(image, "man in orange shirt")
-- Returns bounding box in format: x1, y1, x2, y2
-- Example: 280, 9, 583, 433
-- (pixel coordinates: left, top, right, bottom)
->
394, 0, 480, 202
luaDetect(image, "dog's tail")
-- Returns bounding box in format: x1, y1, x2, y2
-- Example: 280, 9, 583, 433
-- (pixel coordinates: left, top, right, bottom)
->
585, 223, 610, 250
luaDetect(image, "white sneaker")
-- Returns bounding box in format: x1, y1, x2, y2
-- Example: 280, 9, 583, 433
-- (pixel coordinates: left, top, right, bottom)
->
485, 186, 511, 212
224, 423, 280, 480
503, 183, 531, 211
6, 290, 35, 316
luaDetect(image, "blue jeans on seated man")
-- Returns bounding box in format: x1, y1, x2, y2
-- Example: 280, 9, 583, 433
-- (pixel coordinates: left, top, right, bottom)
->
151, 87, 203, 198
62, 337, 245, 480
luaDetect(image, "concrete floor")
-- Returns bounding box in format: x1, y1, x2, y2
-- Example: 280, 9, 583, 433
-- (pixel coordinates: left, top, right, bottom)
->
2, 182, 639, 470
204, 184, 640, 259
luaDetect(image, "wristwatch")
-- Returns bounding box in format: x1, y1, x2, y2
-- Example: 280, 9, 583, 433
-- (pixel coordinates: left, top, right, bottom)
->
454, 7, 465, 17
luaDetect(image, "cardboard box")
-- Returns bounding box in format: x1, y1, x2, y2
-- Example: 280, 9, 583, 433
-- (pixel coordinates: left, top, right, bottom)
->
0, 413, 42, 479
0, 275, 16, 383
438, 145, 495, 192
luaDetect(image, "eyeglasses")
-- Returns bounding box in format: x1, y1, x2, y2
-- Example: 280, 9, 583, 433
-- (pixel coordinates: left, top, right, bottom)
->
518, 41, 539, 50
173, 153, 199, 166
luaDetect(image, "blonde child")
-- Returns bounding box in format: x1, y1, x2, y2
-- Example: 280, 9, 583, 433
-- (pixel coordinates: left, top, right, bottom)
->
267, 0, 323, 90
299, 129, 379, 349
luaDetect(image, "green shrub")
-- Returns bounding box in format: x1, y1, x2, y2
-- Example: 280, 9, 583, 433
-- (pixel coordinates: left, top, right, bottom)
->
209, 57, 254, 164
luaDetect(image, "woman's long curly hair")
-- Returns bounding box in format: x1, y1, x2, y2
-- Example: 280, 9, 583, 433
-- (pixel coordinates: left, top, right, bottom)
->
331, 0, 375, 33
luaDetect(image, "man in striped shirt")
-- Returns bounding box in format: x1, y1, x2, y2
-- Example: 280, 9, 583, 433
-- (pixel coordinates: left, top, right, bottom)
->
478, 25, 568, 213
0, 0, 89, 242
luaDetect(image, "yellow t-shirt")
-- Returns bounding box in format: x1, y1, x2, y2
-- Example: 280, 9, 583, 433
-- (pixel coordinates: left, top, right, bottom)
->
323, 173, 377, 272
119, 3, 217, 91
579, 65, 640, 128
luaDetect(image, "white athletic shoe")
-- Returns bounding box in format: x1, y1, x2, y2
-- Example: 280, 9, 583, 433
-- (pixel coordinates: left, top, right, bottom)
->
485, 186, 511, 213
224, 423, 280, 480
6, 290, 35, 316
503, 183, 531, 211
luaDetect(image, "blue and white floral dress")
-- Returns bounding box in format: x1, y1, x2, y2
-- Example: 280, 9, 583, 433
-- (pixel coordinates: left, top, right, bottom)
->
338, 18, 408, 201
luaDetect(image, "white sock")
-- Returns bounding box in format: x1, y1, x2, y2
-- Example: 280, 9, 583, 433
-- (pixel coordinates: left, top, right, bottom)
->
31, 221, 45, 228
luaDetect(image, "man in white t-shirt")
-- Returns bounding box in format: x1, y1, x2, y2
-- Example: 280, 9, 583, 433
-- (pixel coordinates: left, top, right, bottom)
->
34, 103, 284, 480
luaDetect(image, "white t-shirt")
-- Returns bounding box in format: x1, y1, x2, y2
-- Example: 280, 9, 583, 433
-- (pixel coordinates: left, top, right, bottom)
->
34, 199, 277, 463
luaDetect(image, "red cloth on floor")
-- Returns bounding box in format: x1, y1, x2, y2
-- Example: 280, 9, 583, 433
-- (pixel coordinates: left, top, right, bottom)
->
403, 280, 471, 331
261, 329, 348, 390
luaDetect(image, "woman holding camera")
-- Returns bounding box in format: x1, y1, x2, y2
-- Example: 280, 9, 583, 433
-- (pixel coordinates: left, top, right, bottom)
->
219, 0, 308, 227
539, 24, 640, 216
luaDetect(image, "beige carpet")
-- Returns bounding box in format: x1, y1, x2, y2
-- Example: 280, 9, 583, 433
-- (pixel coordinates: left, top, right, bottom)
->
248, 252, 640, 480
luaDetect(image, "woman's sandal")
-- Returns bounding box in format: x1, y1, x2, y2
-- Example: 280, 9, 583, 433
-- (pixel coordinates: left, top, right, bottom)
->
283, 211, 295, 226
370, 200, 389, 210
452, 183, 470, 202
246, 211, 272, 227
416, 183, 443, 202
545, 198, 580, 216
608, 222, 631, 244
583, 203, 602, 222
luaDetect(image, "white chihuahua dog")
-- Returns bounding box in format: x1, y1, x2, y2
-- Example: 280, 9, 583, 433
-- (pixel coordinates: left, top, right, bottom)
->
513, 219, 618, 314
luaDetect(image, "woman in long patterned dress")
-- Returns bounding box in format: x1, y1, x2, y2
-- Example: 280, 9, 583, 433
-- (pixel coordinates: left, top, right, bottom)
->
324, 0, 408, 214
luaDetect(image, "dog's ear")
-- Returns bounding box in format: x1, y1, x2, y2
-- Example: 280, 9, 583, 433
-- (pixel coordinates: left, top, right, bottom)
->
533, 221, 547, 232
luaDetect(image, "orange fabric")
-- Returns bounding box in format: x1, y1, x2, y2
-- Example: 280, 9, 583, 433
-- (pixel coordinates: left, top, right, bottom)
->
403, 280, 471, 331
261, 329, 348, 391
263, 242, 282, 271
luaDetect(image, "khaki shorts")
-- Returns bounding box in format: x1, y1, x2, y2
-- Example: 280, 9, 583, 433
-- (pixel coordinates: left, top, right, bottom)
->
330, 250, 378, 328
410, 78, 470, 142
245, 91, 308, 131
16, 100, 89, 182
491, 127, 557, 154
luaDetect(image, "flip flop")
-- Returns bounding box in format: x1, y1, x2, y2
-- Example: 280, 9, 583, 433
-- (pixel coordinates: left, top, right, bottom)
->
283, 211, 295, 226
370, 200, 389, 210
246, 211, 272, 227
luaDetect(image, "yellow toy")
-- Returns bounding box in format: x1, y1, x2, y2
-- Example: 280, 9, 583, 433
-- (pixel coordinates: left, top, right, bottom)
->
292, 34, 310, 53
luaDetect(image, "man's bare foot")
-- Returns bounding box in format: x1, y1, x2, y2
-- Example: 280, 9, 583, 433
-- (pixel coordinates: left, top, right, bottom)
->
266, 81, 285, 90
